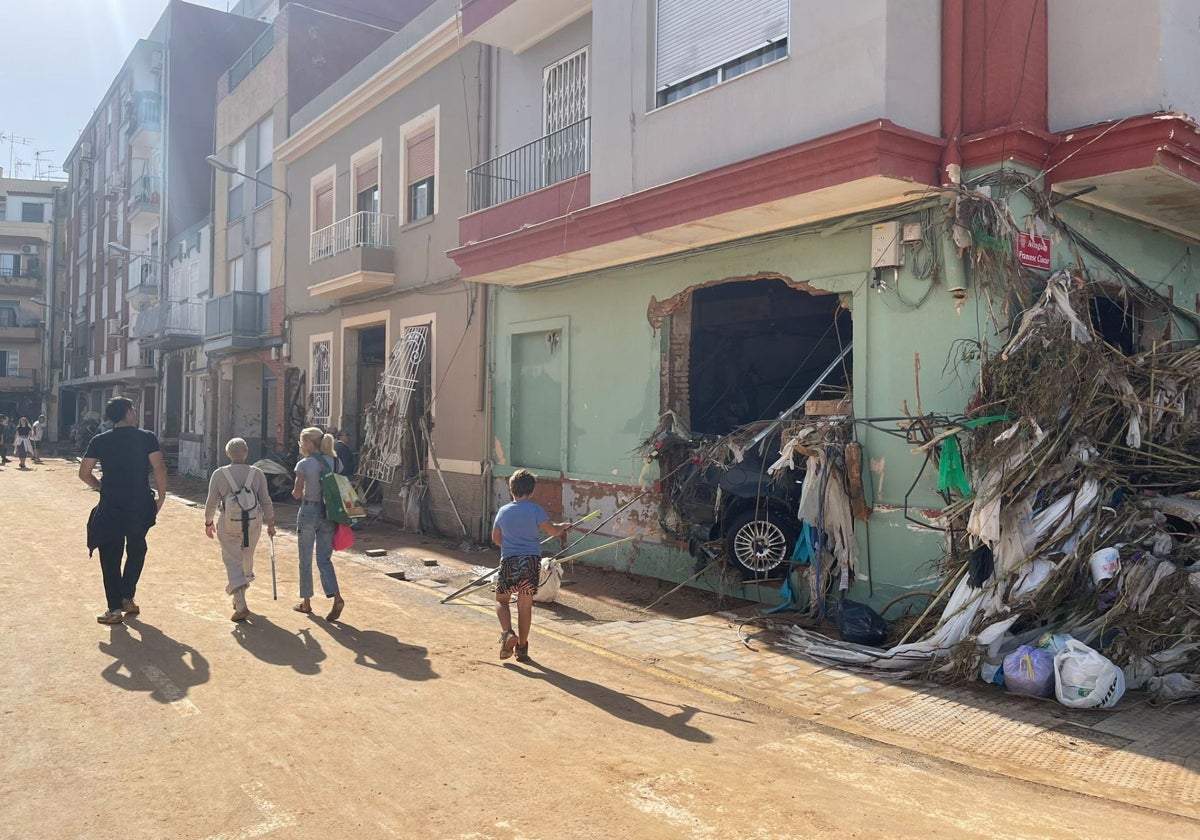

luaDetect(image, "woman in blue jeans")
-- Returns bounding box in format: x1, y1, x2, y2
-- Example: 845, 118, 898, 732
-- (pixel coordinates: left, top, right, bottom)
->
292, 426, 345, 621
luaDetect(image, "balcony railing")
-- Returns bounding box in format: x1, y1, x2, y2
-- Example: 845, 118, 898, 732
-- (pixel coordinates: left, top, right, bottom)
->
205, 290, 269, 340
0, 367, 37, 388
129, 175, 162, 216
133, 300, 203, 339
229, 24, 275, 92
0, 263, 42, 280
467, 117, 590, 213
310, 211, 393, 264
126, 93, 162, 138
127, 255, 159, 295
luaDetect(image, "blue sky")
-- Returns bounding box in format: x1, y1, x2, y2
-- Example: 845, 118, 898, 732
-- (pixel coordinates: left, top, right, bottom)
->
2, 0, 229, 179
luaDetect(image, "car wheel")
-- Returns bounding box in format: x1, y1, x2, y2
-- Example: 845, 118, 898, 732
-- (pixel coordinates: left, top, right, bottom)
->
724, 506, 797, 578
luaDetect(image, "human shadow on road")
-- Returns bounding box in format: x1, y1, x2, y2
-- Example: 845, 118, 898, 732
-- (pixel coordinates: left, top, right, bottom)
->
317, 621, 437, 681
99, 620, 210, 703
510, 660, 712, 743
231, 615, 325, 675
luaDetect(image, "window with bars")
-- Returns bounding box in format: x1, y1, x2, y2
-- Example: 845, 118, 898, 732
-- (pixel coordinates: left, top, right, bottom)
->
309, 340, 331, 429
405, 128, 435, 223
654, 0, 788, 107
543, 48, 589, 187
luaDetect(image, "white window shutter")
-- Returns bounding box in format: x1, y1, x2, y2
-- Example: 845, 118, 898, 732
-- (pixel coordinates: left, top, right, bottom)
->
655, 0, 789, 91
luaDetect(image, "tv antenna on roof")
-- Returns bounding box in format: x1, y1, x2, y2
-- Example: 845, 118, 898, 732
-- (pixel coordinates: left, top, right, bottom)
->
34, 149, 55, 180
1, 132, 32, 176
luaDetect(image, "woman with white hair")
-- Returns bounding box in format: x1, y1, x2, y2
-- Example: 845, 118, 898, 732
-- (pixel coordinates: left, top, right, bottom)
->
204, 437, 276, 621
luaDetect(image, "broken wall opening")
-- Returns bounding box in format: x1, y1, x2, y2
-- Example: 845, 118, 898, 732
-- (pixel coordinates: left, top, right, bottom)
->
683, 277, 851, 436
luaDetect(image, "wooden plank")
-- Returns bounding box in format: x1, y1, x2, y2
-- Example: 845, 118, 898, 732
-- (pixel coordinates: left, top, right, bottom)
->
804, 398, 852, 416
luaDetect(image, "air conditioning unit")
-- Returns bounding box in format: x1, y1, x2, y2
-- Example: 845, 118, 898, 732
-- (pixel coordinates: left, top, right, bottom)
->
20, 244, 36, 255
150, 50, 163, 72
106, 317, 127, 337
79, 141, 93, 160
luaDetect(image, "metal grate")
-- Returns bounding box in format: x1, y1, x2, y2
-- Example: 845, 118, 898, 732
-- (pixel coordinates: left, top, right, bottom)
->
359, 326, 429, 484
309, 340, 331, 429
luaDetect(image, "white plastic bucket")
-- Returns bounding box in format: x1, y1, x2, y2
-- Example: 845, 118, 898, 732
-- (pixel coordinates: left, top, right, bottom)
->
1088, 547, 1120, 584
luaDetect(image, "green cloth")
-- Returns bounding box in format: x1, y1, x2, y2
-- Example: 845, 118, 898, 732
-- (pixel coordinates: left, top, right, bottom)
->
938, 435, 972, 498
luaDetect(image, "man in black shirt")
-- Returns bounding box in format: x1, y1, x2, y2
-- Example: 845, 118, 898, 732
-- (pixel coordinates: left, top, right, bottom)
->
78, 397, 169, 625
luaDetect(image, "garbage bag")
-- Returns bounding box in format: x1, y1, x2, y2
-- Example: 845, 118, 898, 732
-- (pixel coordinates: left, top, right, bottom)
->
1054, 639, 1126, 709
1002, 645, 1055, 697
533, 558, 563, 604
835, 598, 888, 647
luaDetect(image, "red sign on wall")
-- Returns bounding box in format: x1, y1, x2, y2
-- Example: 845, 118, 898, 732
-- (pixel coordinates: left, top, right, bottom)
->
1017, 232, 1052, 270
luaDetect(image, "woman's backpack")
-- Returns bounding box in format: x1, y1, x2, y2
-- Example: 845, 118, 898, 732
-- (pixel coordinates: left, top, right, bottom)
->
221, 466, 261, 547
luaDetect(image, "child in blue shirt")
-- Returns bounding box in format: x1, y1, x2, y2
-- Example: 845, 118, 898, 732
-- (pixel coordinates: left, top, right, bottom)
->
492, 469, 571, 661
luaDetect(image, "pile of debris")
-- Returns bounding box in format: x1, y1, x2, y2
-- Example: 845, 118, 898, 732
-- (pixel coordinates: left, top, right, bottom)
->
778, 273, 1200, 706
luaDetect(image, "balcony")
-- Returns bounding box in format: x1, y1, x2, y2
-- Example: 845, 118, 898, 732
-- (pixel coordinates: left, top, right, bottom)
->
0, 264, 45, 295
460, 0, 591, 54
0, 316, 42, 342
467, 117, 590, 213
0, 368, 37, 391
204, 290, 270, 355
126, 255, 160, 304
129, 175, 161, 224
228, 24, 274, 92
133, 300, 204, 350
126, 92, 162, 145
307, 211, 394, 299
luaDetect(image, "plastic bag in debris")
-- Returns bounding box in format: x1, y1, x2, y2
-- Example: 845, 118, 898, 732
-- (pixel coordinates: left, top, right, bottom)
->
1054, 639, 1126, 709
1010, 558, 1056, 600
533, 558, 563, 603
1002, 645, 1055, 697
835, 598, 888, 647
1146, 673, 1200, 703
1037, 633, 1074, 655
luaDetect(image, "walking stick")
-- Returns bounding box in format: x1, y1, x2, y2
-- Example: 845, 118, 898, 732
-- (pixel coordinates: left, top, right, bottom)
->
269, 534, 278, 600
440, 509, 603, 604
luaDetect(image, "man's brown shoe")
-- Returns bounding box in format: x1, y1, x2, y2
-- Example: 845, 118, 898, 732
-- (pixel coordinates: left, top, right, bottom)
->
122, 599, 140, 617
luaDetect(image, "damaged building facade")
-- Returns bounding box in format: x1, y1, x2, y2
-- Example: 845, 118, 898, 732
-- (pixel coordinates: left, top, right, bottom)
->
449, 0, 1200, 610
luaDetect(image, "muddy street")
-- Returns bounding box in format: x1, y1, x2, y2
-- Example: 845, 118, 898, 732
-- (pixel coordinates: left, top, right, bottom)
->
0, 460, 1192, 839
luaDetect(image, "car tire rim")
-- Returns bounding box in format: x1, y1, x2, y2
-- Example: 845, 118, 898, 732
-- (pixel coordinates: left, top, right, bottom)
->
732, 519, 789, 572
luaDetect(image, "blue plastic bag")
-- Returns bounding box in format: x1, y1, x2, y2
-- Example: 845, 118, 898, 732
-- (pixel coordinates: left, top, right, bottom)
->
1003, 644, 1055, 697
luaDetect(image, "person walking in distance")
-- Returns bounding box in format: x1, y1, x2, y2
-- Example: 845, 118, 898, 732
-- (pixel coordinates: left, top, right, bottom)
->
30, 414, 46, 464
331, 428, 356, 478
292, 426, 345, 621
491, 469, 572, 662
204, 438, 276, 622
78, 397, 168, 625
0, 415, 12, 465
13, 417, 33, 469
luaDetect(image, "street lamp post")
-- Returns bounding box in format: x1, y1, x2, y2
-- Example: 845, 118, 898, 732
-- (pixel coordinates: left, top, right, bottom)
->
206, 155, 291, 205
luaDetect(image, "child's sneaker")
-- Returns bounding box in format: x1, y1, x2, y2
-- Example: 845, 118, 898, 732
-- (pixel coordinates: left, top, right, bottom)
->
515, 643, 530, 662
499, 630, 518, 659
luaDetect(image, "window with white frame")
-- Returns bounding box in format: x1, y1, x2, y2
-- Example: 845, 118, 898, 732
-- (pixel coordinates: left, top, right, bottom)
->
405, 127, 435, 223
228, 255, 245, 292
255, 116, 274, 207
310, 171, 335, 261
228, 137, 246, 221
654, 0, 788, 107
254, 244, 271, 293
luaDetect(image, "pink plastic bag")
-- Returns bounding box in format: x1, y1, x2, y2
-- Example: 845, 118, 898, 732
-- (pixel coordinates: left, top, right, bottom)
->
332, 522, 355, 551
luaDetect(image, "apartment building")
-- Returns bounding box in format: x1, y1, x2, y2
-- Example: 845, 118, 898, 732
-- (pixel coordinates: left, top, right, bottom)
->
202, 2, 418, 478
451, 0, 1200, 604
0, 175, 61, 427
60, 1, 267, 457
276, 0, 489, 536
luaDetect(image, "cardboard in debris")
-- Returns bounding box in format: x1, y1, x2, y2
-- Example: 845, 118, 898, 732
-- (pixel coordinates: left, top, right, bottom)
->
805, 398, 852, 416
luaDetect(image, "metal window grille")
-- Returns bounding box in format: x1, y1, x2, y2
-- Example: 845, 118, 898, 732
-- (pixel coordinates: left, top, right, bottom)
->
309, 340, 331, 428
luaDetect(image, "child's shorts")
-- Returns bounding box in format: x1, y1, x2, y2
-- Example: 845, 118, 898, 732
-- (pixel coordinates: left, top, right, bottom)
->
496, 554, 540, 596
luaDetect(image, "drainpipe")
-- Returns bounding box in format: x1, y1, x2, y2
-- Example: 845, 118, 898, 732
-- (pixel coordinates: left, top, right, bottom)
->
940, 0, 964, 184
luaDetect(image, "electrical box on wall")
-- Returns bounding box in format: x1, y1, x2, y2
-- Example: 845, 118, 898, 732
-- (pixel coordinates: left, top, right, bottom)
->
870, 221, 903, 268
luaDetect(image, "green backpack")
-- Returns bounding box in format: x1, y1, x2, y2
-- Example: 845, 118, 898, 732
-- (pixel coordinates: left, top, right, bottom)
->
316, 455, 359, 526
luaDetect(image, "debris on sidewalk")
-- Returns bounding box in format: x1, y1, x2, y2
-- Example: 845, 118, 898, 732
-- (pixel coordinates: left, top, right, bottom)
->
777, 272, 1200, 706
